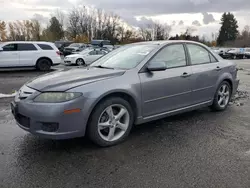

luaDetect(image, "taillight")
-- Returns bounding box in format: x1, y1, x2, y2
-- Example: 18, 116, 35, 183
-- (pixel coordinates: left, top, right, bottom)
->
56, 51, 60, 55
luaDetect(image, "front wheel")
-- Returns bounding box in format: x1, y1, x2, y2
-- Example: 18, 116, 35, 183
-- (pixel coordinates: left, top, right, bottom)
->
76, 58, 85, 66
87, 97, 134, 147
211, 81, 231, 111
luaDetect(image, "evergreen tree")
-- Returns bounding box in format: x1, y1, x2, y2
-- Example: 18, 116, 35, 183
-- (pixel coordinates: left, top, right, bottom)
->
217, 12, 239, 46
47, 16, 64, 41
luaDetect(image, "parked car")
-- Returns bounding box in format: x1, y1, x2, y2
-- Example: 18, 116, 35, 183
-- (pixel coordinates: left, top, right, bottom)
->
11, 40, 239, 147
54, 41, 73, 52
63, 43, 88, 56
212, 48, 232, 59
225, 48, 246, 59
244, 48, 250, 58
91, 39, 114, 51
91, 39, 112, 46
64, 48, 108, 66
0, 41, 61, 70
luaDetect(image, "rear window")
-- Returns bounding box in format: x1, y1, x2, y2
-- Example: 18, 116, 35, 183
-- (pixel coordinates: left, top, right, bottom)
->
37, 44, 53, 50
18, 43, 37, 51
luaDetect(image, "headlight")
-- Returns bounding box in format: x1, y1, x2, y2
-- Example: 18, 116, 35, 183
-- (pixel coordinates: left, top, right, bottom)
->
34, 92, 82, 103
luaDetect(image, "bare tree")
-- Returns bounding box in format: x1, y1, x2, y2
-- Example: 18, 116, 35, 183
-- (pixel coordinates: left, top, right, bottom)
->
96, 9, 108, 39
67, 8, 81, 39
8, 22, 17, 40
31, 19, 41, 40
55, 9, 66, 28
117, 23, 126, 42
140, 26, 152, 41
0, 21, 7, 41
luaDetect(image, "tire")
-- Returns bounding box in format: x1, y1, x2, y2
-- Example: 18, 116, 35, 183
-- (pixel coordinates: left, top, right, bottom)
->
36, 59, 51, 71
87, 97, 134, 147
210, 81, 232, 111
76, 58, 85, 66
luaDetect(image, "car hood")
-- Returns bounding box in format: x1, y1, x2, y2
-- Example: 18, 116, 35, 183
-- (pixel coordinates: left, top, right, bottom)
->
26, 67, 125, 91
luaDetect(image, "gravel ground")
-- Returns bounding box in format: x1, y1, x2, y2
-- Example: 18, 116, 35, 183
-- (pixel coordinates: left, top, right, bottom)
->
0, 61, 250, 188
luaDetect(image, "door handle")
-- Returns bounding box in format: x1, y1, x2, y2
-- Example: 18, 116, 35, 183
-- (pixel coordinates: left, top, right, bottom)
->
215, 66, 222, 71
181, 72, 191, 78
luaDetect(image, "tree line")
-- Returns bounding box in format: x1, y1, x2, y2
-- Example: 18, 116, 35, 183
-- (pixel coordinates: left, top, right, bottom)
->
0, 6, 173, 44
0, 8, 249, 47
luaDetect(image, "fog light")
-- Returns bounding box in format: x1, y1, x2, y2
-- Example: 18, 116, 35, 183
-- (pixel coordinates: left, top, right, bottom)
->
41, 123, 59, 132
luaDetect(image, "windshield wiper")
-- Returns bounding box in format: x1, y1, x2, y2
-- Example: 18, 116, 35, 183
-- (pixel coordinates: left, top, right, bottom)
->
92, 65, 114, 70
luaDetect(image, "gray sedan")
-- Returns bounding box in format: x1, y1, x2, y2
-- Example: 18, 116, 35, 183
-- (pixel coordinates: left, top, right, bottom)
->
11, 41, 239, 147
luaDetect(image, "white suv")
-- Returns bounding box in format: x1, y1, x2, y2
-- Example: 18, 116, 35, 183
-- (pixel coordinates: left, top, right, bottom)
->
0, 41, 61, 70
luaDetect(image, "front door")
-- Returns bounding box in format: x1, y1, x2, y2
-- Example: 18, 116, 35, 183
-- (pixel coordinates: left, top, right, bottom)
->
139, 44, 193, 117
0, 43, 19, 67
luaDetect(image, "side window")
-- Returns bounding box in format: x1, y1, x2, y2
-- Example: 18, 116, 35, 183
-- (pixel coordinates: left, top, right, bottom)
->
209, 53, 217, 63
2, 44, 17, 51
150, 44, 187, 68
97, 51, 106, 55
18, 43, 37, 51
37, 44, 53, 50
102, 51, 108, 55
187, 44, 210, 65
89, 51, 97, 55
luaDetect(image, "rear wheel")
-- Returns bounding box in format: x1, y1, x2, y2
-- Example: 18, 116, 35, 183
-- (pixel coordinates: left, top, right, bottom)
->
88, 97, 134, 147
211, 81, 231, 111
36, 59, 51, 71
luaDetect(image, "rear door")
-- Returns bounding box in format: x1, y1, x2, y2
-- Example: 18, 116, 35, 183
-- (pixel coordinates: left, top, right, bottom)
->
18, 43, 38, 66
0, 43, 19, 67
186, 43, 220, 104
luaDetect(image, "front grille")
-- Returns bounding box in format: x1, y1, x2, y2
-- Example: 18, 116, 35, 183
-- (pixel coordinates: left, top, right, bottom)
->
16, 113, 30, 128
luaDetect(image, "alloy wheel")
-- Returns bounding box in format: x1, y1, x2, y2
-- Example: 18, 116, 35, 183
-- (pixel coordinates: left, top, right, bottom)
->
76, 59, 84, 66
217, 84, 230, 108
97, 104, 130, 142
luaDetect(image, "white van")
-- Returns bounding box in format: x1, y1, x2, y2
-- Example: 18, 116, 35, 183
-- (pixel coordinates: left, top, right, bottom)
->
0, 41, 61, 70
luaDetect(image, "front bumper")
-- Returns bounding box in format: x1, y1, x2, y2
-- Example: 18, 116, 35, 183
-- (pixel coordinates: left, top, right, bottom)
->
11, 96, 92, 140
64, 59, 75, 65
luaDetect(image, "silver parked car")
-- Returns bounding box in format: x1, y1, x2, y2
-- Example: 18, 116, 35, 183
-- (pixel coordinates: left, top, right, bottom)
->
11, 41, 239, 147
64, 48, 108, 66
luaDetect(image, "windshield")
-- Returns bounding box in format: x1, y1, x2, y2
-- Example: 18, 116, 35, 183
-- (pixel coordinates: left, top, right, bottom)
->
69, 43, 81, 47
90, 44, 157, 69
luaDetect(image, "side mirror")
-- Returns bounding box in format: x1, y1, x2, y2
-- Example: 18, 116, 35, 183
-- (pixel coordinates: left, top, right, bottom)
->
147, 61, 166, 71
0, 47, 3, 52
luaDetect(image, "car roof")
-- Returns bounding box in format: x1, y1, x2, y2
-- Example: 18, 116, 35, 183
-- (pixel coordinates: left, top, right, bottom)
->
130, 40, 208, 46
3, 41, 55, 45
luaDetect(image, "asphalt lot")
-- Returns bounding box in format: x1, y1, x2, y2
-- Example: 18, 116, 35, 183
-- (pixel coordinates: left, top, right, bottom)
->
0, 61, 250, 188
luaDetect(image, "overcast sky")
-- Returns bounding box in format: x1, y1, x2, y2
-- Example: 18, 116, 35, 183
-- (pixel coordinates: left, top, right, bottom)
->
2, 0, 250, 39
